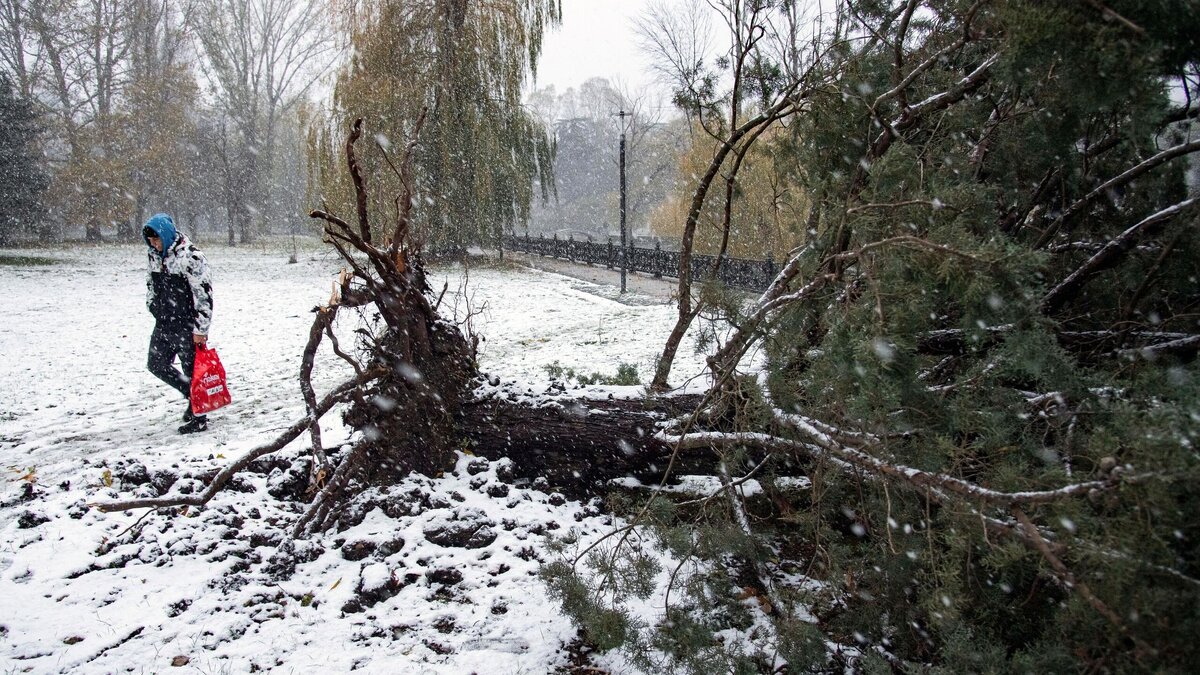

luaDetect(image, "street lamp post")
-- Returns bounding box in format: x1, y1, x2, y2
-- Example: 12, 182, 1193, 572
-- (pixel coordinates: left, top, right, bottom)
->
617, 109, 630, 293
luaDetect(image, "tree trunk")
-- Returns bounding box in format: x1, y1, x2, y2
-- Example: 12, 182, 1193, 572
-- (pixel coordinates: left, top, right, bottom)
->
37, 220, 59, 244
460, 394, 714, 498
238, 207, 253, 245
239, 142, 258, 245
85, 220, 103, 243
342, 313, 476, 481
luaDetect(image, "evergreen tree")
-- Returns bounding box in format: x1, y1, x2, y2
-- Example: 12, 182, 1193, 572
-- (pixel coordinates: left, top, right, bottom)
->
0, 74, 48, 246
549, 1, 1200, 671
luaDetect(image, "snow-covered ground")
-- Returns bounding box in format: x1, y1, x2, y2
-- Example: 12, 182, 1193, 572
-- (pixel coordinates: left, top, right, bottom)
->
0, 242, 716, 674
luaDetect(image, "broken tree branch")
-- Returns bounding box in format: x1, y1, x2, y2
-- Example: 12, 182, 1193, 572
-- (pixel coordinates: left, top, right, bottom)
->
857, 52, 1001, 189
300, 305, 340, 476
655, 427, 1149, 508
1035, 138, 1200, 249
346, 118, 372, 245
846, 199, 949, 214
292, 442, 369, 537
1040, 198, 1197, 314
310, 212, 385, 289
1082, 0, 1145, 36
388, 106, 428, 258
719, 460, 788, 617
1011, 506, 1155, 654
872, 0, 986, 112
90, 369, 385, 513
1116, 333, 1200, 359
324, 321, 364, 377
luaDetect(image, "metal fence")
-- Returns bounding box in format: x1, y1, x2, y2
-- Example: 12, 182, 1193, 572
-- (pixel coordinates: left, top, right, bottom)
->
502, 232, 776, 292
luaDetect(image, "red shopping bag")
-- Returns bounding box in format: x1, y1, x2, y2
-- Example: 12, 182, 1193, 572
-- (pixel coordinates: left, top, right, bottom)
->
191, 345, 231, 414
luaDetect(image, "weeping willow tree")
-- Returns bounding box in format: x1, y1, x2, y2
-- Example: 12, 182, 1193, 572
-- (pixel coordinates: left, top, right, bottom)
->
310, 0, 559, 252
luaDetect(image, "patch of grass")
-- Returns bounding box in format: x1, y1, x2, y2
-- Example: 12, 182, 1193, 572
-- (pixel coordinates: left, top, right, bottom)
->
428, 253, 529, 272
0, 254, 60, 267
543, 361, 641, 386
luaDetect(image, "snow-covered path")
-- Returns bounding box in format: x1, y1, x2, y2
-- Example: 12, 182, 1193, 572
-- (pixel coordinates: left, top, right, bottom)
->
0, 242, 712, 674
2, 245, 354, 478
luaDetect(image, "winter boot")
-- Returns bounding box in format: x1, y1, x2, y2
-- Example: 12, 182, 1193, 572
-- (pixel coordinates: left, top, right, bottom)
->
178, 415, 208, 434
182, 401, 195, 423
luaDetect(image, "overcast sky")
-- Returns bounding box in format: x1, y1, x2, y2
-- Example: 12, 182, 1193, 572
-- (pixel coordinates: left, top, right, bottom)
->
533, 0, 659, 96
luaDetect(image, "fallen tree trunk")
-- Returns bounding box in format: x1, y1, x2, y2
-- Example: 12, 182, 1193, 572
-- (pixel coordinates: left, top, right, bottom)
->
94, 116, 742, 526
92, 387, 736, 517
459, 393, 716, 497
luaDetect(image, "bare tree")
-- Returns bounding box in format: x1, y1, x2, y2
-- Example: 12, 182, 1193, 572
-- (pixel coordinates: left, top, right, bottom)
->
637, 0, 833, 390
194, 0, 340, 244
0, 0, 41, 98
26, 0, 130, 135
127, 0, 192, 84
24, 0, 139, 240
121, 0, 198, 239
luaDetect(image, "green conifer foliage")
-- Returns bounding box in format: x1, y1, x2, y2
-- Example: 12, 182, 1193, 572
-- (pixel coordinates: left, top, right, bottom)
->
0, 75, 48, 245
763, 0, 1200, 668
551, 1, 1200, 671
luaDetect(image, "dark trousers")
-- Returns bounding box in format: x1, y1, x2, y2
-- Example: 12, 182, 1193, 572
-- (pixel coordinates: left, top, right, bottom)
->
147, 321, 196, 400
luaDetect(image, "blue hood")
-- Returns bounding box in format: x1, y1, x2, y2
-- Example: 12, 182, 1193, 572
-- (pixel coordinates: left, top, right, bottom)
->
143, 213, 177, 254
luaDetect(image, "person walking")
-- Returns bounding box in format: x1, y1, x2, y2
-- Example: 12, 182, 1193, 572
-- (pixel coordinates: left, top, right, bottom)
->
142, 213, 214, 434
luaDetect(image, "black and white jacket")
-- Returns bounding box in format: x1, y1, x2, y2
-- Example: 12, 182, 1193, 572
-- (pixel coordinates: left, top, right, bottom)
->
145, 234, 213, 335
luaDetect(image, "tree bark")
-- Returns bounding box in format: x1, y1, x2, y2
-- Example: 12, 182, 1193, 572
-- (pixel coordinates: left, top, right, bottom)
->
460, 393, 715, 498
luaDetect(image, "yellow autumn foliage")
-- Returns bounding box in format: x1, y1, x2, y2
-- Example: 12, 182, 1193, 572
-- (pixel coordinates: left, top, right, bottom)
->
650, 119, 810, 260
